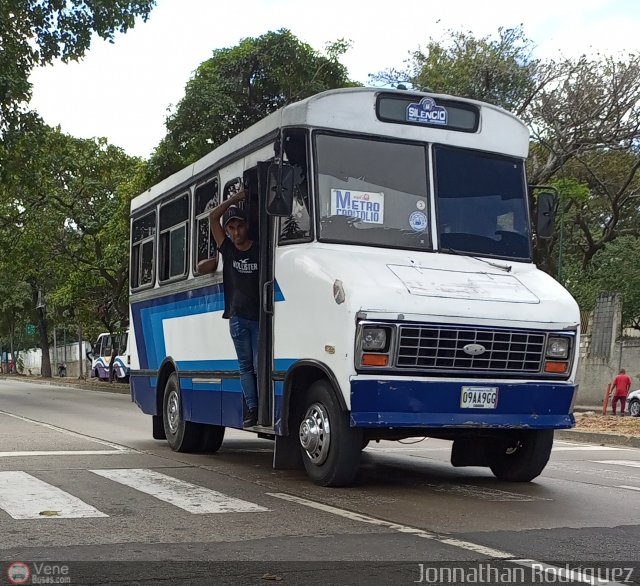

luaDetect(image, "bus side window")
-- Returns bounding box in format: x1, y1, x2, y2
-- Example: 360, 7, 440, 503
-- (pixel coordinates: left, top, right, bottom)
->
159, 192, 189, 282
223, 178, 243, 201
194, 176, 220, 273
279, 130, 311, 243
131, 211, 156, 289
103, 336, 113, 358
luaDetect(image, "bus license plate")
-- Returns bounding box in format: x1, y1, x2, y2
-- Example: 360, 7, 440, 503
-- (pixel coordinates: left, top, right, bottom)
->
460, 386, 498, 409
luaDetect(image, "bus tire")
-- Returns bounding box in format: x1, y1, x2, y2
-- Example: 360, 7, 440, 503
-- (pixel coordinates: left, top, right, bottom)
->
199, 425, 225, 453
298, 380, 362, 487
488, 429, 554, 482
162, 373, 202, 452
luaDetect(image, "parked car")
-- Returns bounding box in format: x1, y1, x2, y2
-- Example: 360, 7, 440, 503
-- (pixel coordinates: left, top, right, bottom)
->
626, 389, 640, 417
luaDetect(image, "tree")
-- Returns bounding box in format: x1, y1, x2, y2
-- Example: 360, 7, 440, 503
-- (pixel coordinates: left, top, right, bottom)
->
0, 273, 32, 371
148, 29, 358, 181
0, 0, 156, 131
372, 26, 540, 115
525, 55, 640, 186
524, 55, 640, 273
564, 236, 640, 329
0, 121, 140, 375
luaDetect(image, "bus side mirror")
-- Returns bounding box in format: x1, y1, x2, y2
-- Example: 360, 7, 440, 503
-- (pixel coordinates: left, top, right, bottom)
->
266, 162, 295, 217
536, 192, 555, 240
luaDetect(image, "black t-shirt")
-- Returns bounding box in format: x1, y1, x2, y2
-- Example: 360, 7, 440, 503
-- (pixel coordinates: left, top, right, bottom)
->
219, 238, 260, 321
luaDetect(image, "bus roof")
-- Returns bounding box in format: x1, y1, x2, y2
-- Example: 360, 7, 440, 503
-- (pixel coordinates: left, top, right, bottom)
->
131, 87, 529, 213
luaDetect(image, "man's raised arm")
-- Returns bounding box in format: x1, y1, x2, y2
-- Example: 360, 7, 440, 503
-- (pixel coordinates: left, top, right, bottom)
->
209, 190, 247, 248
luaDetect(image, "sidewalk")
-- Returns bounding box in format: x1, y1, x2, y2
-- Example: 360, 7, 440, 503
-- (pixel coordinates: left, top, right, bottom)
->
0, 374, 131, 395
2, 375, 638, 448
555, 429, 640, 448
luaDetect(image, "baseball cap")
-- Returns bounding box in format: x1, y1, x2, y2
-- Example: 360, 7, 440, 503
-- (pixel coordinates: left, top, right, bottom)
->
223, 206, 246, 227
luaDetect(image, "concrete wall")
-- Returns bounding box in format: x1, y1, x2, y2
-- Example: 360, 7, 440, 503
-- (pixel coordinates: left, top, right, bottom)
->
575, 292, 640, 407
20, 342, 92, 378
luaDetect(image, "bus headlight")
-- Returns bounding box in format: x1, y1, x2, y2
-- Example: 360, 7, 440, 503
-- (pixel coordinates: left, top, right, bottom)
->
362, 327, 388, 351
546, 336, 570, 359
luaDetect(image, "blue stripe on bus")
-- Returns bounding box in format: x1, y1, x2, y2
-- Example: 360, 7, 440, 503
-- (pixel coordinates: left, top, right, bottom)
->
131, 281, 285, 371
176, 358, 296, 372
132, 371, 287, 430
133, 374, 576, 433
132, 375, 284, 430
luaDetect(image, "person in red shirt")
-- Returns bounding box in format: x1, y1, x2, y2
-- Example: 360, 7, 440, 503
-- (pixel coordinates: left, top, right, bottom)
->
611, 368, 632, 416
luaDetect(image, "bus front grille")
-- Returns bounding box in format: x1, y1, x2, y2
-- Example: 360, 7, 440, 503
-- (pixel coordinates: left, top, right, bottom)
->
396, 325, 545, 374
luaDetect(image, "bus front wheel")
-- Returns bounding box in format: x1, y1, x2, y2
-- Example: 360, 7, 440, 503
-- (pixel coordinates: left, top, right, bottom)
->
163, 373, 202, 452
487, 429, 554, 482
298, 380, 362, 487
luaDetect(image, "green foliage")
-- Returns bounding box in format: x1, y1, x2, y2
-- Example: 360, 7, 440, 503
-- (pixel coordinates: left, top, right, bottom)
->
147, 29, 358, 181
0, 121, 140, 348
565, 236, 640, 328
0, 0, 156, 129
373, 26, 538, 114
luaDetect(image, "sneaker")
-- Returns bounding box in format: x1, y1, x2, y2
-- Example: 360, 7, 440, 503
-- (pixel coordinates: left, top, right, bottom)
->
243, 409, 258, 427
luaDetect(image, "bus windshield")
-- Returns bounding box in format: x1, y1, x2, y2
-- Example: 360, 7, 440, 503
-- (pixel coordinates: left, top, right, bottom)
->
315, 134, 531, 261
434, 146, 531, 260
316, 133, 431, 251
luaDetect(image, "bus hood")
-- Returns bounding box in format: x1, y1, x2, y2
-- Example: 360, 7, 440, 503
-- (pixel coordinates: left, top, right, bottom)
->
297, 244, 579, 328
386, 263, 539, 304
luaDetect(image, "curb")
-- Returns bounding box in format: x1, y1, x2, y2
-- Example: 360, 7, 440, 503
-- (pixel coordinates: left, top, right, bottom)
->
555, 429, 640, 449
0, 375, 131, 395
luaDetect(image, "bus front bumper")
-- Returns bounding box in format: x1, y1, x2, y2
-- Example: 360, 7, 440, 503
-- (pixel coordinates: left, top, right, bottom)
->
350, 378, 577, 429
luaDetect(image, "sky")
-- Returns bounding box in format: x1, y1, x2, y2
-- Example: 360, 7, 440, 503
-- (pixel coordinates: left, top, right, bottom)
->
28, 0, 640, 159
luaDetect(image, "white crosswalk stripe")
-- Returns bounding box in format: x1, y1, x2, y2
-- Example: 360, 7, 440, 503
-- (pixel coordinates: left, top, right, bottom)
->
593, 460, 640, 468
0, 471, 108, 519
90, 468, 269, 514
0, 468, 269, 520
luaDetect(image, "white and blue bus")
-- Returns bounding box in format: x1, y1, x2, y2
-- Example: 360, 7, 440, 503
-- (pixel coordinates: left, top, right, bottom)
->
129, 88, 579, 486
90, 330, 130, 382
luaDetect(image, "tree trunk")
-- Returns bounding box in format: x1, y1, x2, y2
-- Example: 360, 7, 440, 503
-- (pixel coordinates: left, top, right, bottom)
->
31, 283, 51, 377
10, 319, 14, 373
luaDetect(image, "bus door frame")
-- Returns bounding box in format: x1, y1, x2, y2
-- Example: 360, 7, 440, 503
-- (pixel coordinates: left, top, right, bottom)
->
244, 162, 275, 429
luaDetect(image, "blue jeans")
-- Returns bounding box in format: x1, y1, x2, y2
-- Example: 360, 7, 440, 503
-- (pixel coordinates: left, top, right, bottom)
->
229, 316, 259, 411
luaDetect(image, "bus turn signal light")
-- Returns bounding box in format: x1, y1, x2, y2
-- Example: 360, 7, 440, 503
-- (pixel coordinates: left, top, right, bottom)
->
362, 354, 388, 367
544, 361, 568, 374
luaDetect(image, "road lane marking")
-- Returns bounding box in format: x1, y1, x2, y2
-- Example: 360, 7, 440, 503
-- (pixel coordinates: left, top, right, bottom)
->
616, 485, 640, 492
266, 492, 513, 559
593, 460, 640, 468
268, 493, 629, 585
0, 471, 108, 519
0, 450, 133, 457
91, 469, 269, 514
552, 445, 625, 451
0, 410, 130, 451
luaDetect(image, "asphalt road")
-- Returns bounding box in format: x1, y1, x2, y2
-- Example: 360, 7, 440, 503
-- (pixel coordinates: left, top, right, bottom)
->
0, 379, 639, 585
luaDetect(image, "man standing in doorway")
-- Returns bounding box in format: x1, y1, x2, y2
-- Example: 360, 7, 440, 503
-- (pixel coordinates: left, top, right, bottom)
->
209, 189, 260, 427
611, 368, 632, 416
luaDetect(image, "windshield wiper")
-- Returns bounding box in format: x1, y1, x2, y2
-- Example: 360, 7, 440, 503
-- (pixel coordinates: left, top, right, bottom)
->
440, 247, 512, 273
